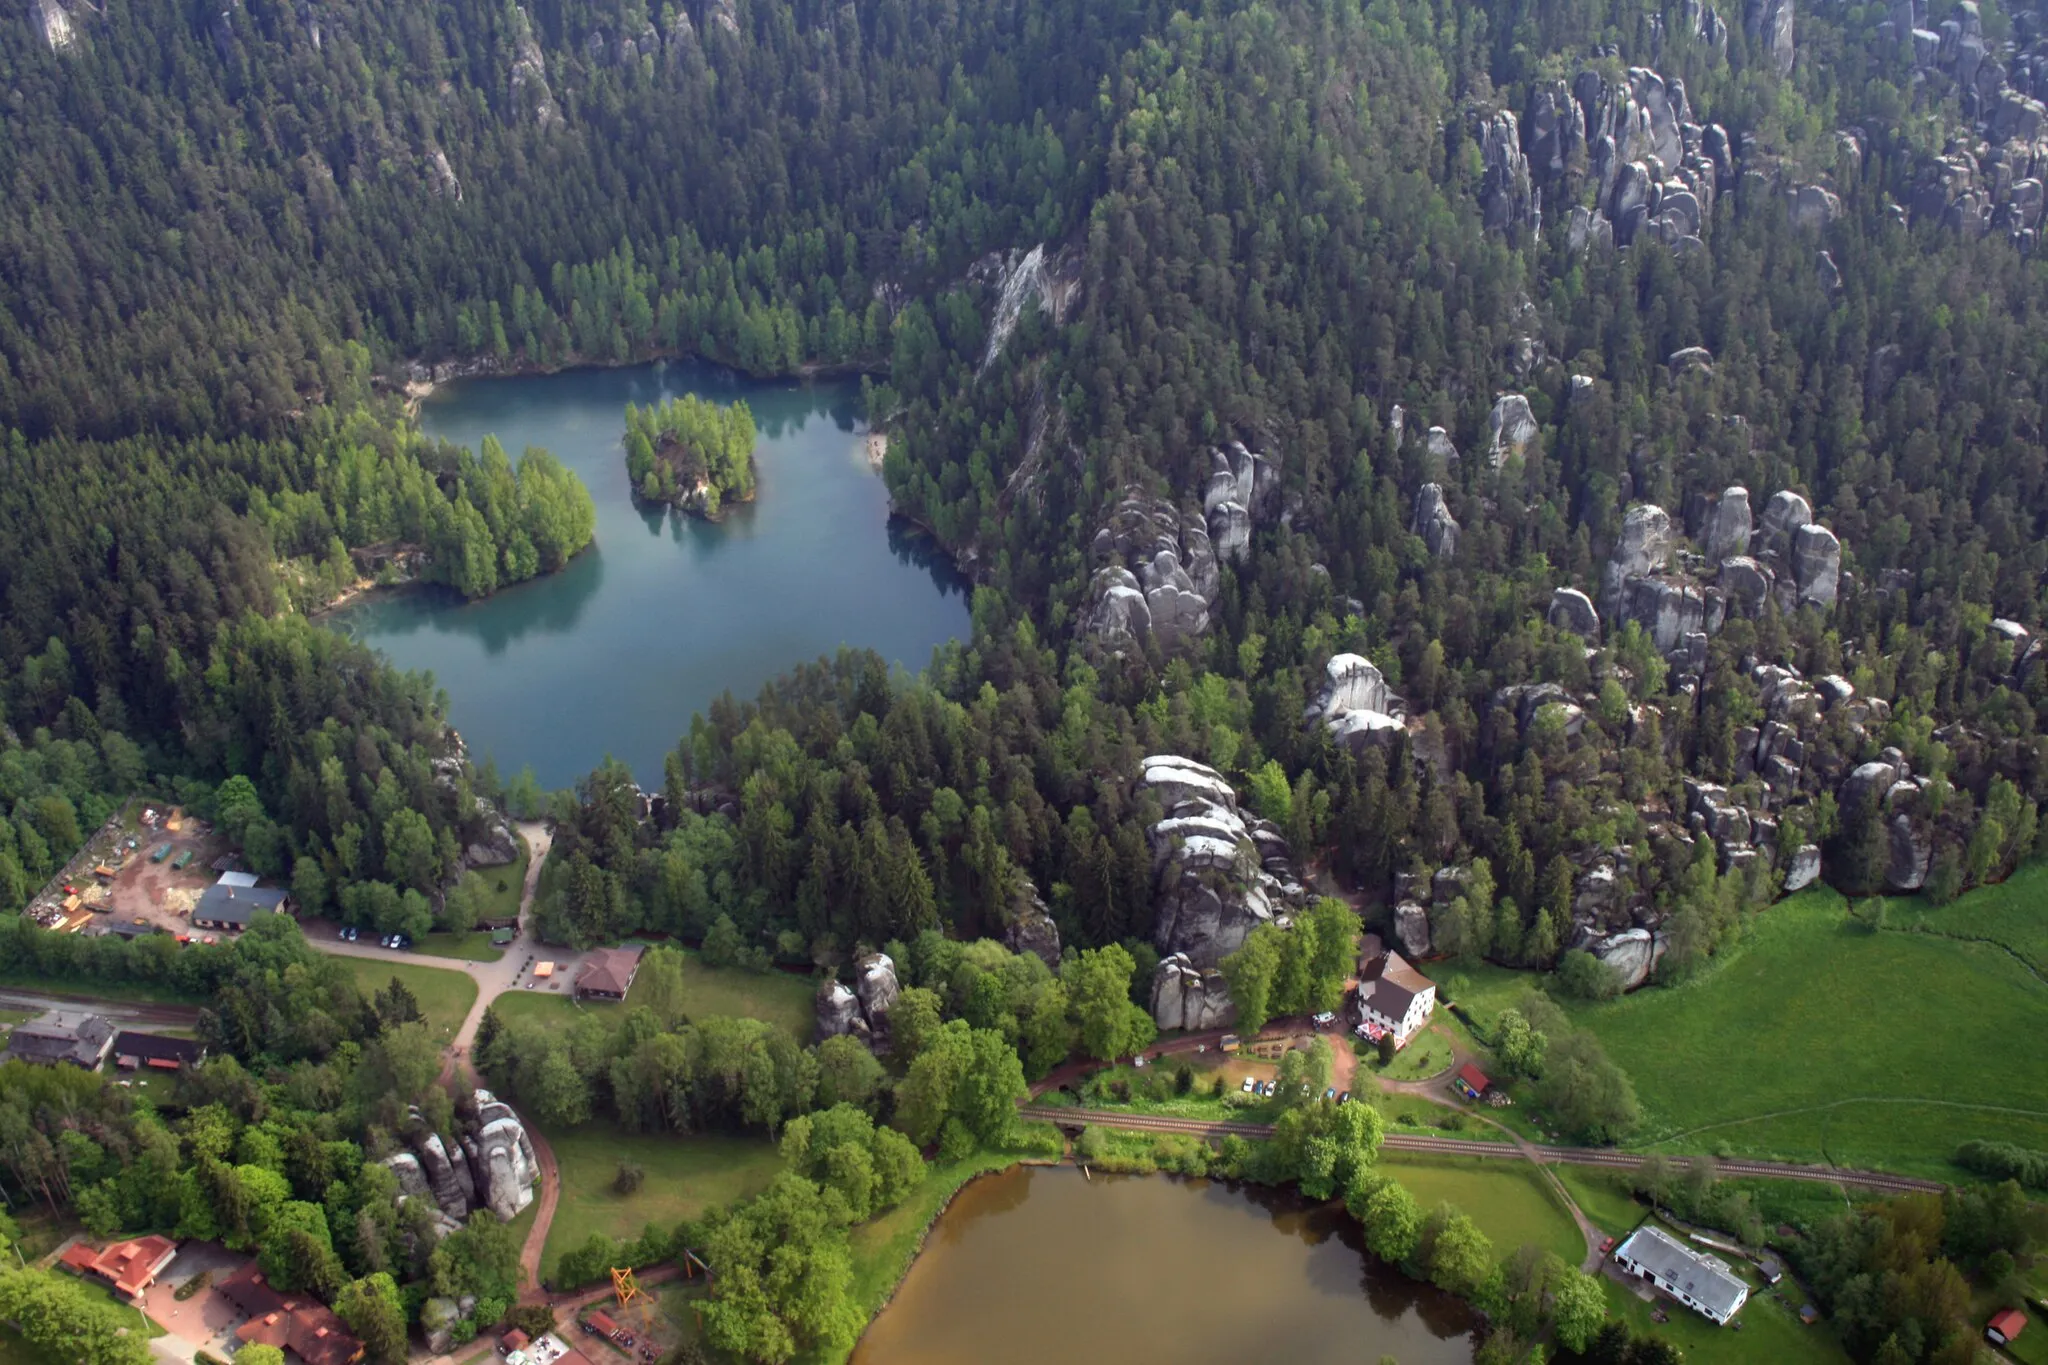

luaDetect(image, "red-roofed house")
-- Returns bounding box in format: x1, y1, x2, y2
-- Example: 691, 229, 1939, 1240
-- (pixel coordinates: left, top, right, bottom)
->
1454, 1063, 1492, 1101
218, 1263, 364, 1365
56, 1236, 178, 1300
1988, 1309, 2028, 1346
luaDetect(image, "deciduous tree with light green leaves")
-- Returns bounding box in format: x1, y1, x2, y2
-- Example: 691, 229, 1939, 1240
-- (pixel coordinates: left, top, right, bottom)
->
1550, 1265, 1609, 1352
1064, 945, 1156, 1062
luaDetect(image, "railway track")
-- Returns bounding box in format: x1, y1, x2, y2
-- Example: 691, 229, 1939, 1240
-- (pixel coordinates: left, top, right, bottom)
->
1017, 1105, 1946, 1194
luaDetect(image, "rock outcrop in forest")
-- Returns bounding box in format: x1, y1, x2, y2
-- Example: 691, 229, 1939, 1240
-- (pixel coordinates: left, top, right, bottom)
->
1143, 755, 1305, 970
382, 1091, 539, 1230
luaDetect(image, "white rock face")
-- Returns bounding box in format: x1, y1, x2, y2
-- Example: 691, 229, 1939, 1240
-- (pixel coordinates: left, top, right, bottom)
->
1393, 902, 1432, 958
983, 245, 1046, 371
509, 7, 563, 129
1591, 927, 1665, 990
1306, 654, 1402, 751
815, 981, 861, 1039
1792, 523, 1842, 606
472, 1090, 540, 1220
1426, 427, 1460, 463
1600, 503, 1674, 618
1412, 483, 1460, 559
36, 0, 74, 51
1547, 587, 1600, 639
1083, 495, 1217, 648
1756, 490, 1815, 562
1143, 756, 1303, 968
1700, 486, 1753, 563
856, 953, 900, 1034
1150, 953, 1236, 1032
1783, 844, 1822, 891
1487, 394, 1539, 466
1309, 654, 1389, 719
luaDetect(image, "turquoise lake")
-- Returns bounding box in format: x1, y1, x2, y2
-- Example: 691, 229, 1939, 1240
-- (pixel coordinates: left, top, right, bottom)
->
330, 362, 969, 788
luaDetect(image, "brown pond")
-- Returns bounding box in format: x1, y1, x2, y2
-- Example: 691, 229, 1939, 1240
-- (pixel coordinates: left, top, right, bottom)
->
851, 1166, 1480, 1364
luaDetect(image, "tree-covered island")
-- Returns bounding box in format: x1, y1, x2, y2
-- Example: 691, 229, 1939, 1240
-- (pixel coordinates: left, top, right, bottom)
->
624, 395, 758, 518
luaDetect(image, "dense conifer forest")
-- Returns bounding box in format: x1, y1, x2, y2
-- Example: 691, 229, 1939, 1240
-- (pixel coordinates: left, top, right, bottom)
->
6, 0, 2048, 1358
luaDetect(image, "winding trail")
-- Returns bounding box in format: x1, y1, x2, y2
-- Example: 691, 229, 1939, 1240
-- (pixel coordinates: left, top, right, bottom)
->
309, 820, 563, 1294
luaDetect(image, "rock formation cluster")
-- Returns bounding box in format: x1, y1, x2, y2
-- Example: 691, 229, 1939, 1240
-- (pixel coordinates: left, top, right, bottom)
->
1082, 443, 1281, 649
1139, 755, 1307, 1029
381, 1090, 539, 1235
815, 952, 903, 1045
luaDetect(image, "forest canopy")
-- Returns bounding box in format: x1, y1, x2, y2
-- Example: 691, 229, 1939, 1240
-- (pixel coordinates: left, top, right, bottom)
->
624, 394, 758, 514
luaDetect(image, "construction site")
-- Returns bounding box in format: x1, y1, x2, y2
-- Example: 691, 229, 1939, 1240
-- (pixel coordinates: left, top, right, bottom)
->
24, 798, 237, 942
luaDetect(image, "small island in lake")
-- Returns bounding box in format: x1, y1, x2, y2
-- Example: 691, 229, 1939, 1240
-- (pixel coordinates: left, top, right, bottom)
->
624, 394, 758, 518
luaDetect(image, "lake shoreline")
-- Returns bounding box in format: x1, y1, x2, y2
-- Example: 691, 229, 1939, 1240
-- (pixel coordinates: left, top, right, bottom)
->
837, 1154, 1059, 1363
340, 360, 972, 789
393, 350, 886, 417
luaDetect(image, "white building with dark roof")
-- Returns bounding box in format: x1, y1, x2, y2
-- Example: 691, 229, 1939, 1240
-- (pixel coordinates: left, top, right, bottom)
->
1355, 942, 1436, 1047
1613, 1225, 1750, 1324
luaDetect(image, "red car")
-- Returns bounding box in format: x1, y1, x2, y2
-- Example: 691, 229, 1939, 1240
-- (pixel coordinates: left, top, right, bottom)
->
1599, 1236, 1617, 1256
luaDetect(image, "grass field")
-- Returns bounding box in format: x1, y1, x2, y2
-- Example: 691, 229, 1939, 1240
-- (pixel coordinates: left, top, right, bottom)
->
1375, 1027, 1456, 1081
1601, 1271, 1848, 1365
1379, 1153, 1584, 1263
1874, 856, 2048, 975
1379, 1093, 1512, 1140
475, 837, 530, 923
1558, 888, 2048, 1179
1553, 1165, 1648, 1235
539, 1125, 783, 1280
413, 931, 506, 963
341, 958, 477, 1043
489, 949, 816, 1040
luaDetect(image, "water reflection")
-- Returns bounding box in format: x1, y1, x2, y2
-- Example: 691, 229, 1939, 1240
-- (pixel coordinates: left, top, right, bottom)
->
326, 361, 970, 787
887, 517, 972, 600
852, 1167, 1479, 1365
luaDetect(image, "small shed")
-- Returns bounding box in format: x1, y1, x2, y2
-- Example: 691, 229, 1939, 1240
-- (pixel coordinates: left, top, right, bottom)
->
498, 1329, 530, 1355
1988, 1309, 2028, 1346
1454, 1063, 1492, 1101
1757, 1255, 1785, 1285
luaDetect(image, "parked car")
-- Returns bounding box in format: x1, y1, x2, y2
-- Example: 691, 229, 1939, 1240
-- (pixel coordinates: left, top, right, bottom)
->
1241, 1077, 1256, 1092
1338, 1090, 1350, 1104
395, 934, 412, 949
1324, 1087, 1337, 1101
1262, 1081, 1276, 1097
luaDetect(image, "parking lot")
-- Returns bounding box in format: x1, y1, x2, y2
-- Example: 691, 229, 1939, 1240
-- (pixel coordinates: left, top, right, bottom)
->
140, 1243, 256, 1358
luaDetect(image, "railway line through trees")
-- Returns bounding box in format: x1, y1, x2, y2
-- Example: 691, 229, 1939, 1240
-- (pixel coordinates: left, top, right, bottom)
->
1017, 1105, 1947, 1195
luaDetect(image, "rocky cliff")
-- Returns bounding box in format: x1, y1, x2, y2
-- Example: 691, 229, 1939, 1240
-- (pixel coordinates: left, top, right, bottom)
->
1143, 755, 1306, 972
